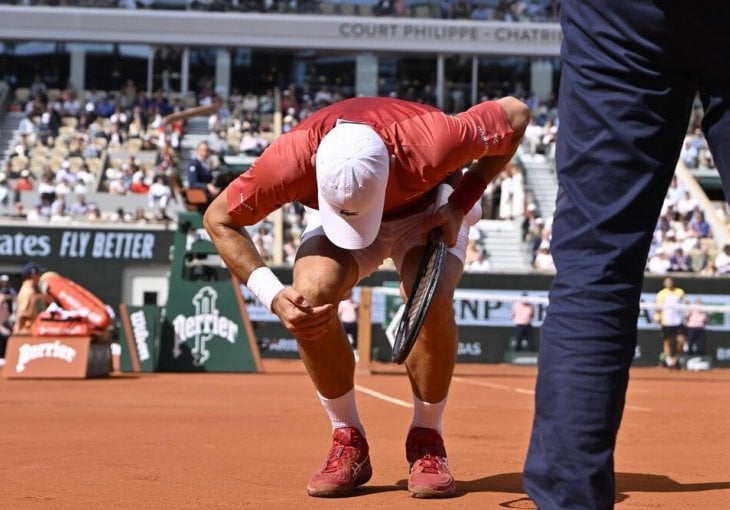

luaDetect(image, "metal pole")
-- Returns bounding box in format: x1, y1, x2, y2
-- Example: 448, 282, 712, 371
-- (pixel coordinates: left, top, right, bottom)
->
471, 55, 479, 105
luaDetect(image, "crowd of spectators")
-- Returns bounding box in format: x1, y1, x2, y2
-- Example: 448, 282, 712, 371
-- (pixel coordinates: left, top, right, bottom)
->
0, 0, 561, 22
2, 68, 727, 276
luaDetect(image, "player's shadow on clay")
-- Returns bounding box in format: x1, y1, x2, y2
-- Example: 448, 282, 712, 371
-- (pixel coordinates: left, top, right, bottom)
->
348, 471, 730, 501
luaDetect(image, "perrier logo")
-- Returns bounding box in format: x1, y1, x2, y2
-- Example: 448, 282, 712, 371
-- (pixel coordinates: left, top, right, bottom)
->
172, 286, 238, 366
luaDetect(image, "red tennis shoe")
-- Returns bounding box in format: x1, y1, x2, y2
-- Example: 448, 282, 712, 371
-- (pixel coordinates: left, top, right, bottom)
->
306, 427, 372, 497
406, 427, 456, 498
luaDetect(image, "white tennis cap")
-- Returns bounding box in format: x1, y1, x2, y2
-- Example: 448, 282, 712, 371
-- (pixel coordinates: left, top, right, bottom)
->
316, 123, 389, 249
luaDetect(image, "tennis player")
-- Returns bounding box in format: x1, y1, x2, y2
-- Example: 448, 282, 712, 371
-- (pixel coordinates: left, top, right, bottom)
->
204, 96, 529, 498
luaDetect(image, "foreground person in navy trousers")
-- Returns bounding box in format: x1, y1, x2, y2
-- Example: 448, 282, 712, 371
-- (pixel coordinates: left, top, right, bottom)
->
523, 1, 730, 508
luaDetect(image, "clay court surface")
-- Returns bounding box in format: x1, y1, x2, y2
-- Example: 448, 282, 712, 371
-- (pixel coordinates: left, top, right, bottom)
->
2, 360, 729, 509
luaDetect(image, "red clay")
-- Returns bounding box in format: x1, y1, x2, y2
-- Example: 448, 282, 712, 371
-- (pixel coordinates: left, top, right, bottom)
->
1, 360, 729, 509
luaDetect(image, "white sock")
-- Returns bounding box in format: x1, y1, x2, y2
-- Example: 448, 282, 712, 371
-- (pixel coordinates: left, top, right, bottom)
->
410, 394, 448, 434
318, 388, 365, 437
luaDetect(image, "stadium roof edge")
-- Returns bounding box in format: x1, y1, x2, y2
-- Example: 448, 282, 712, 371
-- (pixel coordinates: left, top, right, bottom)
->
0, 6, 561, 57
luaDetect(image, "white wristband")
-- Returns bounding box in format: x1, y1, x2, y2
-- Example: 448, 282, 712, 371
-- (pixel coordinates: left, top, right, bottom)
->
246, 267, 285, 312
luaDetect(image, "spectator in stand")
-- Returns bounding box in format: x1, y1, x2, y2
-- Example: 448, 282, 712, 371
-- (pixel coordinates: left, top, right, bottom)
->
29, 74, 48, 102
241, 91, 260, 115
533, 241, 555, 272
258, 89, 274, 114
36, 169, 56, 202
62, 90, 82, 118
147, 174, 173, 221
38, 104, 61, 142
680, 138, 700, 168
689, 210, 711, 239
694, 244, 713, 272
186, 141, 220, 200
660, 229, 679, 254
669, 246, 693, 272
95, 94, 116, 118
647, 246, 671, 275
18, 112, 37, 138
465, 247, 492, 272
74, 163, 96, 195
676, 191, 698, 219
155, 144, 179, 173
106, 169, 127, 195
452, 0, 471, 18
523, 118, 545, 155
471, 2, 493, 20
283, 111, 300, 133
56, 161, 74, 187
150, 89, 172, 117
86, 204, 103, 222
251, 224, 274, 263
675, 218, 700, 252
50, 195, 71, 222
685, 297, 708, 355
69, 193, 92, 218
0, 172, 11, 210
13, 169, 34, 204
25, 203, 47, 223
239, 129, 268, 157
665, 175, 684, 210
463, 238, 482, 267
498, 169, 514, 220
130, 164, 151, 194
715, 244, 730, 274
128, 106, 147, 139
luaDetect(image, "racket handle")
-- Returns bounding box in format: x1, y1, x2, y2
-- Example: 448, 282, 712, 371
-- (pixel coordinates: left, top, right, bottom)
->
429, 228, 443, 244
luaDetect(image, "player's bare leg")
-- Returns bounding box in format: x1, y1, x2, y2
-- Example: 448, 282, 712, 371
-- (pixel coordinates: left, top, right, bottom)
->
400, 251, 462, 402
399, 250, 463, 498
293, 235, 359, 396
292, 235, 371, 497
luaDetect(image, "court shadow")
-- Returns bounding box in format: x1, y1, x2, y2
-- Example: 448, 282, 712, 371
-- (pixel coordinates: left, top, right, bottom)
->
614, 472, 730, 502
350, 483, 405, 497
452, 471, 730, 506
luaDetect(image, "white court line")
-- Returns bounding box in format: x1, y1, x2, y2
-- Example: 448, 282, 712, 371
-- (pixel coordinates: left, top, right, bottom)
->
355, 384, 413, 408
451, 377, 652, 412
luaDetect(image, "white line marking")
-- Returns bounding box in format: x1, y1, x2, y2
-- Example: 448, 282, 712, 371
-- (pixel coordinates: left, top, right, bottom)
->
624, 405, 652, 412
451, 377, 652, 412
452, 376, 532, 393
354, 384, 413, 408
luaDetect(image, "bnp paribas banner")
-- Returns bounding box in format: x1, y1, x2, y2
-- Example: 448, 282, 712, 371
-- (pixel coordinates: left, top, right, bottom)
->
242, 285, 730, 365
243, 286, 730, 331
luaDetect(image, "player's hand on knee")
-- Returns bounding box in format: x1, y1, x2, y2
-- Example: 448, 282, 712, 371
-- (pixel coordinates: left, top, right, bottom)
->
273, 287, 336, 342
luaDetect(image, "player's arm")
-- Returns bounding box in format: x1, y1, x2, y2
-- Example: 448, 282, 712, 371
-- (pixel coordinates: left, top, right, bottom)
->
424, 97, 531, 246
161, 95, 224, 125
203, 179, 335, 341
466, 97, 531, 182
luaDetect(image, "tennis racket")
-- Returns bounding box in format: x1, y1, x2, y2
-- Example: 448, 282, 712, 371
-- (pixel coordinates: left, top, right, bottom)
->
391, 229, 447, 364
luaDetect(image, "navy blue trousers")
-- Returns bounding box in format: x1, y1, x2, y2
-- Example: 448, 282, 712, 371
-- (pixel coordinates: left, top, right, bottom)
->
523, 1, 730, 508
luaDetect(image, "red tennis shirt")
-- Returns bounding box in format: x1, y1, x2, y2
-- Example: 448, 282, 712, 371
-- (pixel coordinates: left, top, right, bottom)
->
226, 96, 513, 225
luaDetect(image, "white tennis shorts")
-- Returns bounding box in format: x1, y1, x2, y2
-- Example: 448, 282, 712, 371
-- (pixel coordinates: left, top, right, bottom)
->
300, 188, 475, 280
